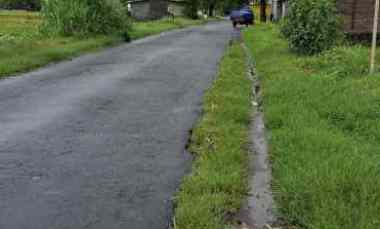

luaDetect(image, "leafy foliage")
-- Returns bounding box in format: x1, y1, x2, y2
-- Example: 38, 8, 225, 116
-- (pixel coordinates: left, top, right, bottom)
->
183, 0, 200, 19
40, 0, 131, 36
220, 0, 248, 11
0, 0, 40, 10
281, 0, 342, 55
183, 0, 248, 18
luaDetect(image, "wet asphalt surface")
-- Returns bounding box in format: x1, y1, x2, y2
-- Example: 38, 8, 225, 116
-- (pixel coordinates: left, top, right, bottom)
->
0, 22, 231, 229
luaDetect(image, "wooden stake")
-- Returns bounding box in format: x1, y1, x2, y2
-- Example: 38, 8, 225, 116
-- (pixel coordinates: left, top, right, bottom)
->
370, 0, 380, 74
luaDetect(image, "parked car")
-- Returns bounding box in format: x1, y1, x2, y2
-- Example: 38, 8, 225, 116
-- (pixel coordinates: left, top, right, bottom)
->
230, 7, 254, 27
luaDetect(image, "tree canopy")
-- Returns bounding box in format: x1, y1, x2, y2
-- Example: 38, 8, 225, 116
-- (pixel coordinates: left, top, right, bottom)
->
185, 0, 249, 18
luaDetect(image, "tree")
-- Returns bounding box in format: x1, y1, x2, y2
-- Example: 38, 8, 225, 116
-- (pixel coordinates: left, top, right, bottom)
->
184, 0, 250, 19
260, 0, 266, 22
219, 0, 249, 13
204, 0, 217, 16
184, 0, 200, 19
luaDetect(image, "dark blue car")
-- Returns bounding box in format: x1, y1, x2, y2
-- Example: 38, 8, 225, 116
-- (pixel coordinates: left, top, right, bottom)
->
230, 7, 254, 27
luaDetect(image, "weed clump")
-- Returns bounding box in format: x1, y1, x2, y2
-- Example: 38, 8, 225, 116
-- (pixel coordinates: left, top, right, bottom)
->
300, 46, 369, 78
40, 0, 131, 37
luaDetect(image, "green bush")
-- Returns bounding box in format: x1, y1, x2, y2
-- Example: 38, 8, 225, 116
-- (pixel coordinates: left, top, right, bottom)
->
40, 0, 131, 36
281, 0, 342, 55
0, 0, 40, 10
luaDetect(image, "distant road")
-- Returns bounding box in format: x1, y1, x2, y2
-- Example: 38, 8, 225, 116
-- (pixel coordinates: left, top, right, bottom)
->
0, 22, 231, 229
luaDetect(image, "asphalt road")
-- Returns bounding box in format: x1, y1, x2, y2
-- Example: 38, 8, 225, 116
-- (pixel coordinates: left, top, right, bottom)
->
0, 22, 231, 229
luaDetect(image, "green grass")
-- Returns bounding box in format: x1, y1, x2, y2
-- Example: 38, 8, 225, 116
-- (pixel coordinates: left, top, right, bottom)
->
244, 24, 380, 229
0, 10, 206, 77
130, 17, 206, 40
174, 43, 252, 229
0, 36, 119, 76
0, 10, 40, 36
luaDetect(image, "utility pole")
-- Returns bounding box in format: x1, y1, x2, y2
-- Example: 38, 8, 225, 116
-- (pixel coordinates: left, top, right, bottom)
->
370, 0, 380, 74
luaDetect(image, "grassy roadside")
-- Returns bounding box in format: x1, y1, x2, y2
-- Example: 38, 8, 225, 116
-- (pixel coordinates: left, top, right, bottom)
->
244, 25, 380, 228
0, 10, 207, 77
174, 43, 251, 229
130, 17, 206, 40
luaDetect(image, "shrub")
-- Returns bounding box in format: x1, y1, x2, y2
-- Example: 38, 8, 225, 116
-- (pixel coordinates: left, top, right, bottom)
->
281, 0, 342, 55
40, 0, 131, 37
0, 0, 40, 10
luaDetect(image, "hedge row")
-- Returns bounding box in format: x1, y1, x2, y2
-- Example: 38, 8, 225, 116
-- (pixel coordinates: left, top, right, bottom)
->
0, 0, 41, 10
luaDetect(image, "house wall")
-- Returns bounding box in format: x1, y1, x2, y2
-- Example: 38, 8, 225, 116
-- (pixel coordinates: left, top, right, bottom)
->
130, 0, 168, 20
338, 0, 377, 34
272, 0, 375, 34
168, 1, 186, 17
130, 0, 151, 20
149, 0, 168, 19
